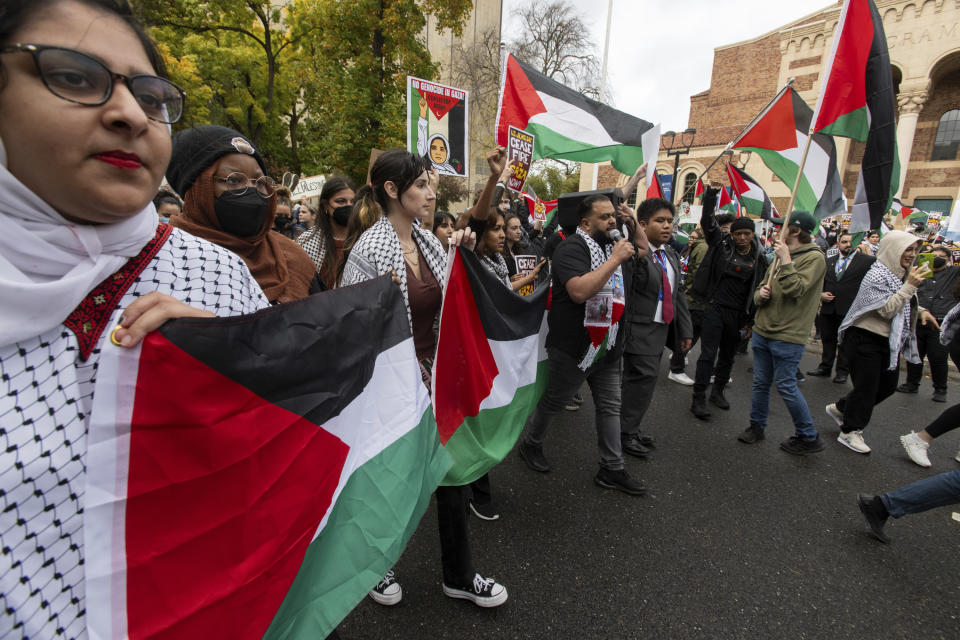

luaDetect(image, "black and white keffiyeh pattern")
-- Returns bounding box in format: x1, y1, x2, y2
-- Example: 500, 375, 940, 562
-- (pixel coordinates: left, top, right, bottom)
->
340, 216, 446, 326
295, 227, 327, 272
480, 252, 511, 288
839, 260, 919, 370
940, 301, 960, 347
0, 229, 267, 639
574, 227, 623, 369
575, 226, 610, 270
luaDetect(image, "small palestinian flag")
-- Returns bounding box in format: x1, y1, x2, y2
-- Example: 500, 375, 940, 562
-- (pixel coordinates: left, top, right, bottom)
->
695, 178, 705, 198
496, 53, 655, 174
433, 248, 549, 485
647, 171, 665, 201
522, 192, 559, 226
84, 277, 450, 639
891, 198, 917, 219
812, 0, 898, 232
732, 86, 845, 220
726, 164, 778, 221
717, 185, 738, 216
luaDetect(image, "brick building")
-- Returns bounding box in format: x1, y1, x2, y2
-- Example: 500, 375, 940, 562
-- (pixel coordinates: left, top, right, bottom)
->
593, 0, 960, 219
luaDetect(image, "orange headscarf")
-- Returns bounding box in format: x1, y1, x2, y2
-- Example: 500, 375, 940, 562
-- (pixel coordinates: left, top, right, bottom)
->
170, 164, 315, 303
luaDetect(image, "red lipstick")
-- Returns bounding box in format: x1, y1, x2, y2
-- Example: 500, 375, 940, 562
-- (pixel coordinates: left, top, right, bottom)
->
96, 150, 142, 170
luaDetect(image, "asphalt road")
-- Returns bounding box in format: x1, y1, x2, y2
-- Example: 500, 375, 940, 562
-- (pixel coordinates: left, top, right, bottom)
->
339, 343, 960, 639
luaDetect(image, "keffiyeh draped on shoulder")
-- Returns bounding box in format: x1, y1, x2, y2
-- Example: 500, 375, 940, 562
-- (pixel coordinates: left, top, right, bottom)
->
341, 216, 446, 326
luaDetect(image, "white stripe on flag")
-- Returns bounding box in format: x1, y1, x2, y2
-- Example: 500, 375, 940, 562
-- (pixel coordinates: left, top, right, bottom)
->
780, 130, 832, 200
477, 315, 548, 412
530, 92, 618, 147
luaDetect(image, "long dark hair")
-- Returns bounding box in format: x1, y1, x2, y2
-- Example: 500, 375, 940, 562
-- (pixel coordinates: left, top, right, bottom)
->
478, 211, 506, 259
0, 1, 168, 78
355, 149, 430, 216
503, 212, 526, 255
312, 175, 355, 287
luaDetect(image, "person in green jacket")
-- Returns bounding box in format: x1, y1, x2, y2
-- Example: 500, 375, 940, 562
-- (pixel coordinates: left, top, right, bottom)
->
737, 211, 827, 455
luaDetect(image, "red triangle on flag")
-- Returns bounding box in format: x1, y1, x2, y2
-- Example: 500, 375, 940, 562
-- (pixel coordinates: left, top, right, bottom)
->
726, 164, 750, 197
496, 55, 548, 146
735, 88, 798, 151
695, 178, 704, 197
647, 172, 664, 200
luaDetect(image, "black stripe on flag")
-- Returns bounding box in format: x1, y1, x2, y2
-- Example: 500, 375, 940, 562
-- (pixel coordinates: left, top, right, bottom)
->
459, 249, 547, 342
157, 275, 411, 425
513, 56, 654, 146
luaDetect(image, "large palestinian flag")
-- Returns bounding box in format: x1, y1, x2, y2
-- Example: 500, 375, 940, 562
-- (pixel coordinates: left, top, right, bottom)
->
433, 248, 549, 486
84, 277, 450, 639
496, 53, 655, 175
812, 0, 899, 232
726, 163, 779, 221
732, 86, 845, 220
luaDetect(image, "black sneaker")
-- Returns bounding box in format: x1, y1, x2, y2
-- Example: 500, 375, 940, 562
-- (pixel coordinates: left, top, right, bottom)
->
709, 387, 730, 410
779, 435, 825, 456
620, 433, 650, 458
565, 392, 584, 411
638, 433, 656, 448
442, 573, 508, 607
593, 468, 646, 496
369, 570, 402, 605
796, 369, 806, 382
469, 500, 500, 521
857, 494, 891, 543
518, 440, 550, 473
737, 423, 765, 444
896, 383, 918, 394
690, 394, 711, 420
832, 373, 848, 384
806, 367, 831, 377
933, 390, 947, 403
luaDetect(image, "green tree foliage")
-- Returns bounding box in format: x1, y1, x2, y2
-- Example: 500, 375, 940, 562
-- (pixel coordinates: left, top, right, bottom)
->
525, 161, 581, 201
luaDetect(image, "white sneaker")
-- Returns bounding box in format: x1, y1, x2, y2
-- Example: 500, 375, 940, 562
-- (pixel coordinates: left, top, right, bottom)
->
899, 431, 931, 467
955, 448, 960, 464
837, 430, 871, 454
825, 403, 843, 427
369, 570, 402, 605
668, 371, 694, 386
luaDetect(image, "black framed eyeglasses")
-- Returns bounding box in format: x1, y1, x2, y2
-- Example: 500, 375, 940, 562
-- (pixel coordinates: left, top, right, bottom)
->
213, 172, 277, 198
0, 43, 186, 124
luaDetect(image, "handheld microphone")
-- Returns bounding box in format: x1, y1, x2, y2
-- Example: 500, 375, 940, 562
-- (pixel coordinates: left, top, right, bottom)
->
608, 228, 623, 243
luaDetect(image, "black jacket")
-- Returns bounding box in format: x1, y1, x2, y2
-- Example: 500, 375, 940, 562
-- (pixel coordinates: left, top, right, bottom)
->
820, 251, 875, 318
690, 188, 769, 318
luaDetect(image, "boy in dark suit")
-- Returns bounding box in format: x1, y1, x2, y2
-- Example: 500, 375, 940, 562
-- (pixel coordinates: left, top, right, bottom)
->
620, 198, 693, 457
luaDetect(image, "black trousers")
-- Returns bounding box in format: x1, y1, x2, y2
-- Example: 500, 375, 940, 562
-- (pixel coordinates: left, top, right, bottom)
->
469, 473, 492, 506
621, 351, 661, 436
906, 321, 949, 391
436, 485, 474, 587
669, 308, 703, 373
926, 403, 960, 439
817, 312, 849, 375
693, 305, 743, 394
837, 327, 899, 431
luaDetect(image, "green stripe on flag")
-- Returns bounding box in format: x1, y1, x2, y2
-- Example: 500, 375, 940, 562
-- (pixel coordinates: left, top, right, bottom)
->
263, 408, 451, 639
739, 147, 820, 214
817, 106, 870, 142
440, 360, 549, 486
526, 122, 646, 175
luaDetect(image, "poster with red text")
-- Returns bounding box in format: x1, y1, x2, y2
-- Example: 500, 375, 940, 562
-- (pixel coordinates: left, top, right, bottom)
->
407, 76, 470, 178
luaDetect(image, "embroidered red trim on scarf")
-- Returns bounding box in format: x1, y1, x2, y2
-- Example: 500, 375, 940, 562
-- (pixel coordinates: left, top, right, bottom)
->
64, 223, 173, 361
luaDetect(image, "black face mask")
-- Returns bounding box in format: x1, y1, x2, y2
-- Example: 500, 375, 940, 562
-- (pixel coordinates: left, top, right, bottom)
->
214, 189, 270, 237
933, 257, 948, 269
275, 215, 292, 229
331, 205, 352, 227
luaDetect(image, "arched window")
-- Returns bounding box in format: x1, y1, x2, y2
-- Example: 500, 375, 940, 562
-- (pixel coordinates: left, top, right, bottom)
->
932, 109, 960, 161
681, 172, 698, 204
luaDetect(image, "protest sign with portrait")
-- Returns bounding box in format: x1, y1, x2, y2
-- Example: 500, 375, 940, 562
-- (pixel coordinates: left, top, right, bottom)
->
407, 76, 470, 177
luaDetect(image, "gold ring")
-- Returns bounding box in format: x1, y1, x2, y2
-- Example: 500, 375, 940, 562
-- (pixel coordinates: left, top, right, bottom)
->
109, 325, 124, 347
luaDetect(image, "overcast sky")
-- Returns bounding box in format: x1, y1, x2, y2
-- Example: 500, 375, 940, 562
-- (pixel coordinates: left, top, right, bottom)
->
501, 0, 838, 131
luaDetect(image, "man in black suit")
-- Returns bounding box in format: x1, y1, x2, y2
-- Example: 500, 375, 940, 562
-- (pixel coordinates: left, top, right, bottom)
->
807, 231, 875, 383
620, 198, 693, 457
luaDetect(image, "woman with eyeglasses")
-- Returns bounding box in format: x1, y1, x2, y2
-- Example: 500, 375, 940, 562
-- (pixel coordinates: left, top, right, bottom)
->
0, 1, 276, 637
166, 125, 319, 303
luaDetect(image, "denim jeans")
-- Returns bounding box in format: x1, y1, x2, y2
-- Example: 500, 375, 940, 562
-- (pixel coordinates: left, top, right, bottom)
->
750, 332, 818, 440
524, 347, 624, 470
881, 470, 960, 518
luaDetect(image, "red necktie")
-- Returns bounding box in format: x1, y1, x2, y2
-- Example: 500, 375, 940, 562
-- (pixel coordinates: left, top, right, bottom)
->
658, 250, 674, 324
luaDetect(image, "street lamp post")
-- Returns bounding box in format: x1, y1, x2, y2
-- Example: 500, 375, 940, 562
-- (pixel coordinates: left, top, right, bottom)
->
662, 127, 696, 204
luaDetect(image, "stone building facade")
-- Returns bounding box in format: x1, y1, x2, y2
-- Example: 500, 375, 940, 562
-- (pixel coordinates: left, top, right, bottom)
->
595, 0, 960, 220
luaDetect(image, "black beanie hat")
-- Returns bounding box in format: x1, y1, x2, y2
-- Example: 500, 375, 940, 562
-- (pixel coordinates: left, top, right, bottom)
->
165, 125, 267, 197
730, 217, 755, 233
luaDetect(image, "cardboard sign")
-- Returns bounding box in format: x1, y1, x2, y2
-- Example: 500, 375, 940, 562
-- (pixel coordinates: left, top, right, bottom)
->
513, 254, 539, 296
407, 76, 469, 178
506, 126, 534, 193
840, 213, 852, 230
291, 174, 325, 200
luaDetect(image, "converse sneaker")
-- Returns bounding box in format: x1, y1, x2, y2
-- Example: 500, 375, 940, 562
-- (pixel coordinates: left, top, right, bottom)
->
369, 570, 402, 606
825, 403, 843, 427
469, 500, 500, 521
668, 371, 694, 386
899, 431, 931, 468
442, 573, 508, 608
837, 430, 871, 454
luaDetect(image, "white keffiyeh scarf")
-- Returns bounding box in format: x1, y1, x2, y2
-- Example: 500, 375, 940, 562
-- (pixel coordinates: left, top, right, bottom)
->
574, 227, 625, 370
940, 301, 960, 347
295, 226, 327, 272
341, 215, 446, 327
480, 253, 511, 288
839, 260, 919, 370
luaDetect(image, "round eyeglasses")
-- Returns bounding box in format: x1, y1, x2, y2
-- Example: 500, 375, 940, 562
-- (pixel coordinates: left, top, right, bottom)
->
213, 172, 277, 198
0, 43, 186, 124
